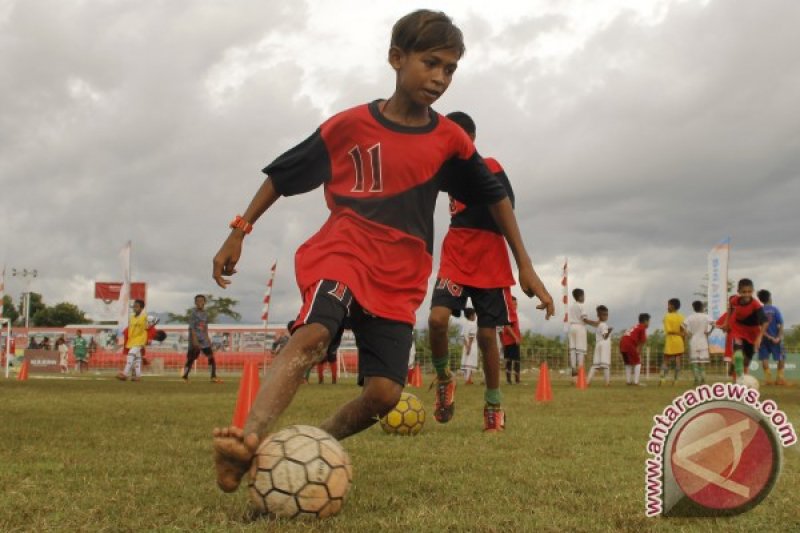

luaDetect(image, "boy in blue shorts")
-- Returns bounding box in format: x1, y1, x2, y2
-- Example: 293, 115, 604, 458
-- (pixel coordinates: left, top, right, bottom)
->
757, 289, 786, 385
210, 9, 553, 492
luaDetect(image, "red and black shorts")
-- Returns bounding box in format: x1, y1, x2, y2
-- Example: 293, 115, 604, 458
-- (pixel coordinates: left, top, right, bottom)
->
430, 278, 515, 328
294, 280, 412, 386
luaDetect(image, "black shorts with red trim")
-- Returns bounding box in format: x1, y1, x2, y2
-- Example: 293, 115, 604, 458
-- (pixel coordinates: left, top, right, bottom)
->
503, 343, 520, 361
294, 280, 412, 386
430, 277, 514, 328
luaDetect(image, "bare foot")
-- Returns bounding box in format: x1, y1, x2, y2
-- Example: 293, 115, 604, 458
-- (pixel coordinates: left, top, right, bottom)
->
212, 426, 259, 493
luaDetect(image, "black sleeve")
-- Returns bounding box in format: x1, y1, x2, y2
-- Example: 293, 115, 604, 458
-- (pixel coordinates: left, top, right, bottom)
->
262, 129, 331, 197
439, 151, 508, 206
495, 170, 515, 209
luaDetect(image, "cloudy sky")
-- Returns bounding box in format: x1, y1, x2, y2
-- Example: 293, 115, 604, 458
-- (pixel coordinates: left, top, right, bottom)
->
2, 0, 798, 334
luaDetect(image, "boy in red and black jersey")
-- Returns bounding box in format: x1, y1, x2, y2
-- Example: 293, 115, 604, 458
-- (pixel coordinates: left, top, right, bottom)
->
428, 112, 537, 431
723, 278, 768, 379
619, 313, 650, 386
210, 9, 554, 493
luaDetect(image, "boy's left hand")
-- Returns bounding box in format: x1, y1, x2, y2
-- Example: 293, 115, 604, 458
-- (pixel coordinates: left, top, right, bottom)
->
519, 264, 554, 319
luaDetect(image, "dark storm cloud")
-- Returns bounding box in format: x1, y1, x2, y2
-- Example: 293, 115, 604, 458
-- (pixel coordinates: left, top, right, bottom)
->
2, 0, 798, 333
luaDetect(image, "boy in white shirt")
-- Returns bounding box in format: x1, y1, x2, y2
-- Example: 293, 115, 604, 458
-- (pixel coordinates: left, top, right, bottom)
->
568, 288, 599, 380
587, 306, 612, 386
460, 308, 479, 385
684, 300, 712, 386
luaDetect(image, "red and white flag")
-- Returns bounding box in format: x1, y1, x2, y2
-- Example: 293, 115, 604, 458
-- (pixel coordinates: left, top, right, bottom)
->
262, 262, 277, 327
561, 258, 569, 332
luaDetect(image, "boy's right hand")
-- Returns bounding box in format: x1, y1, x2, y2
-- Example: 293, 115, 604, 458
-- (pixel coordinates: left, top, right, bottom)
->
213, 231, 245, 288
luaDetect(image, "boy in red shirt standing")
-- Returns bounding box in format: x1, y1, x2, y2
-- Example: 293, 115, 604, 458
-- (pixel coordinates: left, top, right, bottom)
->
723, 278, 768, 379
210, 10, 553, 492
619, 313, 650, 386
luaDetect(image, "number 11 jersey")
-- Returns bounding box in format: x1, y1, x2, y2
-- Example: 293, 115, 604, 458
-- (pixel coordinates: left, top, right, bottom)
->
264, 100, 508, 325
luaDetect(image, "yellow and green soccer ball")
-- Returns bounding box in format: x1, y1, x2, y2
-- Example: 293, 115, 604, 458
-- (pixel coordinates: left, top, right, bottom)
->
380, 392, 425, 436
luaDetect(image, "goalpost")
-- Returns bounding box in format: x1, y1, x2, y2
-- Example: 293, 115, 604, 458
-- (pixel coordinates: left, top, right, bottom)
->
2, 318, 11, 379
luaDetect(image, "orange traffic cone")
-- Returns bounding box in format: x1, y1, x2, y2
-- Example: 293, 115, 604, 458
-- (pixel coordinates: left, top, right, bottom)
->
413, 364, 423, 387
535, 361, 552, 402
576, 365, 587, 390
17, 359, 30, 381
231, 361, 261, 429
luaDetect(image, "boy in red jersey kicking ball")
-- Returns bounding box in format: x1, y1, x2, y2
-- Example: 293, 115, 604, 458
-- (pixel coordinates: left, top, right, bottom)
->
210, 10, 553, 492
428, 112, 551, 432
723, 278, 768, 380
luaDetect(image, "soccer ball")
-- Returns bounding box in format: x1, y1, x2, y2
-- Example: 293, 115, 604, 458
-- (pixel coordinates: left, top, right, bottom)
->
249, 425, 352, 519
379, 392, 426, 436
738, 374, 760, 391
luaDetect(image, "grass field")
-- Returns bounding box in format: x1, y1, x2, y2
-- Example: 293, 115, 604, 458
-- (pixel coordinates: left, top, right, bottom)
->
1, 374, 798, 532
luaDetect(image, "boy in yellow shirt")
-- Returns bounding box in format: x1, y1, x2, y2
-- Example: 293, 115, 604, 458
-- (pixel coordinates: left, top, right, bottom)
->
117, 299, 148, 382
660, 298, 685, 386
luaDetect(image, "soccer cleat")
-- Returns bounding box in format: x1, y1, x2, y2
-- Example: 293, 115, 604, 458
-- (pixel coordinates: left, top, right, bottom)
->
181, 375, 189, 383
211, 377, 223, 384
131, 377, 141, 382
431, 375, 456, 423
116, 372, 128, 381
483, 404, 505, 432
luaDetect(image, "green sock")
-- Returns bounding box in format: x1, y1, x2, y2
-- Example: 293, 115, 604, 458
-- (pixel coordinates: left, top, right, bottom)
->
733, 350, 744, 377
692, 364, 701, 382
432, 357, 451, 380
485, 388, 502, 406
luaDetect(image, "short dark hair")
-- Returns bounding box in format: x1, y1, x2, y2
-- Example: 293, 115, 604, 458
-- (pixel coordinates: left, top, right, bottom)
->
464, 308, 476, 319
391, 10, 465, 57
692, 300, 704, 312
133, 299, 145, 308
596, 305, 608, 314
572, 288, 584, 299
668, 298, 681, 310
286, 320, 295, 330
638, 313, 650, 324
757, 289, 771, 303
738, 278, 754, 290
445, 111, 476, 136
195, 294, 206, 301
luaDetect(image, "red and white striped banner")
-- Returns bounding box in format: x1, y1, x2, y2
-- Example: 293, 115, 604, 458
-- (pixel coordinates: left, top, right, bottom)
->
261, 262, 277, 327
561, 258, 568, 331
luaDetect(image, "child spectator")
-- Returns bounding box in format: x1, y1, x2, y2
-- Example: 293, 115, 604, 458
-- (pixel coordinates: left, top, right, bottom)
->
56, 335, 68, 373
73, 329, 89, 373
620, 313, 650, 386
459, 308, 478, 385
757, 289, 787, 385
587, 306, 612, 386
660, 298, 685, 386
684, 301, 713, 385
568, 288, 599, 380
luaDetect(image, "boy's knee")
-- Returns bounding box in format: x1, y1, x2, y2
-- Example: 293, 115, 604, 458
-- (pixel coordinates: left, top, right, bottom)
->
428, 308, 451, 334
362, 380, 402, 417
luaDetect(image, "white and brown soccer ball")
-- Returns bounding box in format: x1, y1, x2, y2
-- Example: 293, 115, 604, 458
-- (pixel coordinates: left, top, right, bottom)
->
379, 392, 426, 436
249, 425, 353, 519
